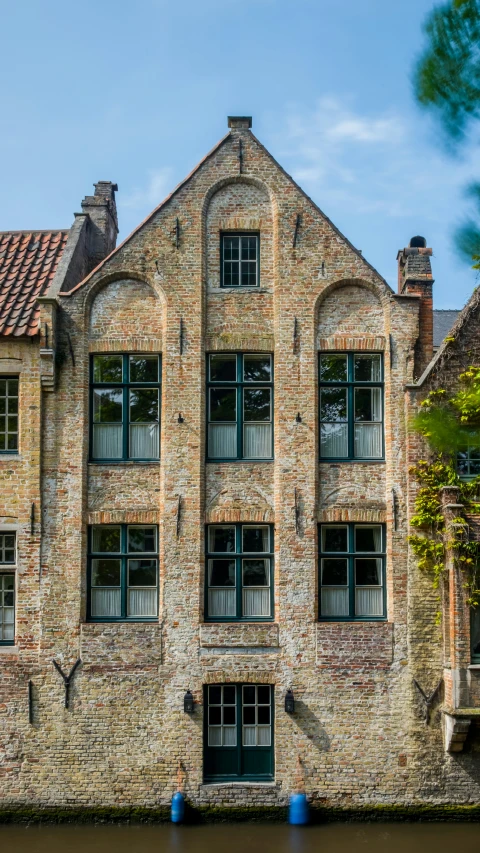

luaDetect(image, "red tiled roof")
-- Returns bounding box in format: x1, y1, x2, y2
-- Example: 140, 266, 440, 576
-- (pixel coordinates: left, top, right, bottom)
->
0, 229, 69, 336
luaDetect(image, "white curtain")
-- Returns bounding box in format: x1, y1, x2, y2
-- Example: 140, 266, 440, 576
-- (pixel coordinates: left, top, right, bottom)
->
354, 424, 382, 458
243, 726, 256, 746
208, 727, 222, 746
209, 589, 236, 617
321, 587, 349, 616
372, 526, 382, 552
128, 588, 156, 617
130, 423, 159, 459
223, 726, 236, 746
243, 589, 270, 617
209, 424, 237, 458
93, 424, 122, 459
355, 388, 382, 458
321, 423, 348, 457
243, 726, 271, 746
1, 607, 14, 640
257, 725, 271, 746
91, 588, 121, 617
244, 424, 272, 458
355, 588, 383, 616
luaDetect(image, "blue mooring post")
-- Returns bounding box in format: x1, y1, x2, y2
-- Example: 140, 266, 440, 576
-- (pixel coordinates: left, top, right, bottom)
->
289, 792, 309, 825
171, 791, 185, 824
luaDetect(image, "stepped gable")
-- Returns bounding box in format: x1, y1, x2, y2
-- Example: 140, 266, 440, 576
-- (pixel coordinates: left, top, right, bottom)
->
0, 229, 69, 336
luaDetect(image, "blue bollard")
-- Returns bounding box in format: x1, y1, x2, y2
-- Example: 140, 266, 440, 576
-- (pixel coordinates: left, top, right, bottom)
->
289, 792, 309, 825
171, 791, 185, 824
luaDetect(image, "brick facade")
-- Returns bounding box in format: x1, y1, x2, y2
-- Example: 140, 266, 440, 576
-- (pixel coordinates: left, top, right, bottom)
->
0, 118, 479, 814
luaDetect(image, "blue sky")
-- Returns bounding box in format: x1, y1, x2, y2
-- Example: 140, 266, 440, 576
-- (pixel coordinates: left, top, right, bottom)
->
1, 0, 479, 308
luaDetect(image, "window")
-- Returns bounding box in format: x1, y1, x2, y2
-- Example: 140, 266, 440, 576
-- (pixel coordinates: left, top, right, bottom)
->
319, 524, 386, 620
90, 354, 161, 461
204, 684, 274, 781
221, 233, 259, 287
88, 525, 158, 621
319, 353, 383, 460
206, 524, 273, 620
207, 353, 273, 460
457, 446, 480, 480
0, 377, 19, 453
0, 532, 16, 645
472, 609, 480, 663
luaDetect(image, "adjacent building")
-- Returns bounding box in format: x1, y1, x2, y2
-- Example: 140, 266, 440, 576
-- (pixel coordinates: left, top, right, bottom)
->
0, 117, 479, 813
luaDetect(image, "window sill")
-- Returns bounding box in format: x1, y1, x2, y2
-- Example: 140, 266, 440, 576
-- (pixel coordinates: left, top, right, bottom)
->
319, 459, 385, 464
206, 459, 274, 464
468, 664, 480, 669
0, 644, 18, 653
201, 781, 276, 788
88, 460, 160, 466
213, 288, 271, 294
318, 618, 387, 623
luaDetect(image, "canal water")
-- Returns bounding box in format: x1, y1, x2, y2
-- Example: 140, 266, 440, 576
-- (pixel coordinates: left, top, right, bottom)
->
1, 822, 479, 853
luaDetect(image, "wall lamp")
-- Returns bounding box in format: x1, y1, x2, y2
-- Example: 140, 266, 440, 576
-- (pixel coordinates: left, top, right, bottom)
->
184, 689, 194, 713
285, 689, 295, 714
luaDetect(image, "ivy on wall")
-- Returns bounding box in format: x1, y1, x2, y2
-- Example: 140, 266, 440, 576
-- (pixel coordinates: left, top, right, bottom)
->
409, 367, 480, 607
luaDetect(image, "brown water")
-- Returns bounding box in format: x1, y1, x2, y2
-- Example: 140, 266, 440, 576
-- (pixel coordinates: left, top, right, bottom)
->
1, 823, 479, 853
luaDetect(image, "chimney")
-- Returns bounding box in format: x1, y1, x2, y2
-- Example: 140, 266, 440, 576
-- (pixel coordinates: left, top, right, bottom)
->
81, 181, 118, 270
397, 236, 434, 375
228, 116, 252, 129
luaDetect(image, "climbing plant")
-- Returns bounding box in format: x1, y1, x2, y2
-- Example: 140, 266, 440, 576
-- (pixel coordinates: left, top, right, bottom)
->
409, 367, 480, 606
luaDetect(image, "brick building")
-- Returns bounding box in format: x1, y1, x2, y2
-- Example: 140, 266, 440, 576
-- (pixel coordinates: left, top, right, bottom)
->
0, 116, 479, 814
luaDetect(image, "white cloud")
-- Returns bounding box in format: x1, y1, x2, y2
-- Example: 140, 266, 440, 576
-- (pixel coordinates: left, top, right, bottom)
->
120, 167, 173, 211
273, 96, 480, 222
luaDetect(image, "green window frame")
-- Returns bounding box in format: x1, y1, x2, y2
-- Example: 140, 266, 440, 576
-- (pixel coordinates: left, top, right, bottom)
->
0, 573, 15, 645
90, 354, 161, 462
207, 353, 273, 461
319, 352, 384, 460
205, 524, 274, 621
87, 524, 158, 622
0, 376, 19, 453
204, 684, 274, 782
221, 233, 260, 288
319, 523, 386, 620
472, 608, 480, 663
457, 446, 480, 480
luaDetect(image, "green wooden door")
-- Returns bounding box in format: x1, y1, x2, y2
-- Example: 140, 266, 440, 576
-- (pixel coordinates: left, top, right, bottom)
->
204, 684, 274, 782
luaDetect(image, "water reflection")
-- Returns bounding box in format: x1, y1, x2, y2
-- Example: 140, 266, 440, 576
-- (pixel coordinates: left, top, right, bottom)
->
1, 822, 479, 853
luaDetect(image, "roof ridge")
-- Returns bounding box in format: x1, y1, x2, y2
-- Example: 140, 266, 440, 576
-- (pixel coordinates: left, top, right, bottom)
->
0, 228, 69, 236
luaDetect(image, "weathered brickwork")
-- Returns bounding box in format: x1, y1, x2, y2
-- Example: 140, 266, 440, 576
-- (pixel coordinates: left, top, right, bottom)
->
0, 118, 479, 814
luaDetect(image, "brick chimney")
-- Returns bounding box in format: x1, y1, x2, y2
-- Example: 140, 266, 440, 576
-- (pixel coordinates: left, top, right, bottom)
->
81, 181, 118, 270
397, 236, 434, 376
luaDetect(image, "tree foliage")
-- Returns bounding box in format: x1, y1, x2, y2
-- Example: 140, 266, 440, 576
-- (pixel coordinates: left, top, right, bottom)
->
413, 366, 480, 452
414, 0, 480, 141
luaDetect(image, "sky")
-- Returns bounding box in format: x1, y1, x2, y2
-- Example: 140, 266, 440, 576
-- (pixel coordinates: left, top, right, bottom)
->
1, 0, 479, 308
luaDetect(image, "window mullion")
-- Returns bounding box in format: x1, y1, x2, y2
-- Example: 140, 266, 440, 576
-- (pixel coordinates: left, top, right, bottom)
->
236, 525, 242, 619
122, 525, 127, 618
237, 355, 242, 459
349, 525, 355, 618
237, 685, 242, 776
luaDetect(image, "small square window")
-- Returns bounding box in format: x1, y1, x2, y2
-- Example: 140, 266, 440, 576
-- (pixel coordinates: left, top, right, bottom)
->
0, 532, 16, 565
221, 234, 259, 288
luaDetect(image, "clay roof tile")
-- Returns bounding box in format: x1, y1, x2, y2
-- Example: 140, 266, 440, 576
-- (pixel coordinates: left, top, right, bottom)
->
0, 228, 69, 336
